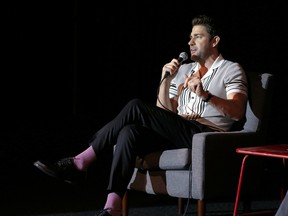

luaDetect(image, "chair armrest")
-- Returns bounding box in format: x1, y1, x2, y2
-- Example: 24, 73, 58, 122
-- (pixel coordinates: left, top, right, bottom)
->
191, 131, 261, 200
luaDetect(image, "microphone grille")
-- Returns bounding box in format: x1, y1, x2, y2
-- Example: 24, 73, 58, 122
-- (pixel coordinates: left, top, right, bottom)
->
179, 52, 188, 62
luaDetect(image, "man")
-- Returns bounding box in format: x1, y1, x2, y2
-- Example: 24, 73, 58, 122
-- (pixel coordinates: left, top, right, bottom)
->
34, 14, 248, 216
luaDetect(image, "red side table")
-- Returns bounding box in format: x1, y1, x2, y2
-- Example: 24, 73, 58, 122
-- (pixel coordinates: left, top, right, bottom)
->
233, 144, 288, 216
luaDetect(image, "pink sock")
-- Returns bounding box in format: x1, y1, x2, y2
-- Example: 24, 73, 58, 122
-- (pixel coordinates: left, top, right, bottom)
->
104, 192, 122, 216
73, 146, 96, 171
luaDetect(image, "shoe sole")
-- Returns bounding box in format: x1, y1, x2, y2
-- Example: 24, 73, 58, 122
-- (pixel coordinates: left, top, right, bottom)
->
33, 161, 75, 184
33, 161, 58, 178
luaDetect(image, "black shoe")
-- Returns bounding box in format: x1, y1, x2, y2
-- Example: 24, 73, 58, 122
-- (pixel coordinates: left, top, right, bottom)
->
95, 208, 122, 216
33, 157, 87, 184
95, 208, 112, 216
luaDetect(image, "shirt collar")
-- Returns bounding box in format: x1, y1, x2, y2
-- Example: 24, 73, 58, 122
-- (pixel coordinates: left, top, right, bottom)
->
193, 54, 224, 79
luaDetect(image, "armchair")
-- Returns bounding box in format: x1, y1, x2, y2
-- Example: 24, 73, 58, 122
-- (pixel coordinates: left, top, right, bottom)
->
122, 72, 274, 216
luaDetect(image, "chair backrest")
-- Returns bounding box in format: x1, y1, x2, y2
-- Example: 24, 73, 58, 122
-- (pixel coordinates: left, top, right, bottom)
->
243, 72, 274, 133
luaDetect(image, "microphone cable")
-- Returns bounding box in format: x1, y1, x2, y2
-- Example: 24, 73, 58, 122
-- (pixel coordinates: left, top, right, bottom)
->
156, 52, 192, 215
182, 163, 192, 216
156, 75, 174, 112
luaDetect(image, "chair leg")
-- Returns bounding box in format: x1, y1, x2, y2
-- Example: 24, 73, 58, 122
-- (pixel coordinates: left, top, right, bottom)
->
197, 199, 206, 216
177, 197, 184, 214
122, 192, 128, 216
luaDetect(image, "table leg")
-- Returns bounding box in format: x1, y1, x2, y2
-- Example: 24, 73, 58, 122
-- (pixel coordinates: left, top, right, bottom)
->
233, 155, 249, 216
280, 158, 287, 200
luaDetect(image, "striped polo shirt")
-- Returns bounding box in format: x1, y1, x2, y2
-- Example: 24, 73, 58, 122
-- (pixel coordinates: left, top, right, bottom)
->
170, 54, 248, 131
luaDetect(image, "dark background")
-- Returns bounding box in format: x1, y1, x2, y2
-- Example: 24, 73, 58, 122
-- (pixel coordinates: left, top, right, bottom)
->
1, 1, 288, 215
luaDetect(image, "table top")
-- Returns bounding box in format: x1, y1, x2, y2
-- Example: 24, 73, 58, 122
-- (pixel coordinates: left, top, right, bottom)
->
236, 144, 288, 159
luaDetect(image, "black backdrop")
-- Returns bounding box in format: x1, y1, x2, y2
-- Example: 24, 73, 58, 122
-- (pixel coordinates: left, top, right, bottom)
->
4, 1, 287, 143
3, 1, 288, 150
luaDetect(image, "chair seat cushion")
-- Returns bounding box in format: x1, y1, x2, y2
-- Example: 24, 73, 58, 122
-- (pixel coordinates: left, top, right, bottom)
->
135, 148, 191, 170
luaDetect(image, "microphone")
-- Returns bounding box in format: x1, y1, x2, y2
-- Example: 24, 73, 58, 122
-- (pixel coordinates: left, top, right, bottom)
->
164, 52, 188, 79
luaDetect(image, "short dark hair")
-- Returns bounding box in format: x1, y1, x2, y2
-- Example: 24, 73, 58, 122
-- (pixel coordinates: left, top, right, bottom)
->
192, 15, 222, 39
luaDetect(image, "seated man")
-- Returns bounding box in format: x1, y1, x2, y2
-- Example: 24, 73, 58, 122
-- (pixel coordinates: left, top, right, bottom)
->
33, 14, 248, 216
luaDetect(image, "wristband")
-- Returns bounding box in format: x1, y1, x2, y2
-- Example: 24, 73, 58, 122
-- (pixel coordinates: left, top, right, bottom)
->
203, 92, 213, 102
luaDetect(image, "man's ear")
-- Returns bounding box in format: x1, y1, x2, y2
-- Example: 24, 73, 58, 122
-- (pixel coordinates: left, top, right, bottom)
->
212, 36, 220, 47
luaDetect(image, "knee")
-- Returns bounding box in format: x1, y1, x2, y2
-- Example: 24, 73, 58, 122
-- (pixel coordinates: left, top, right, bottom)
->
116, 125, 143, 148
118, 124, 139, 140
126, 98, 144, 108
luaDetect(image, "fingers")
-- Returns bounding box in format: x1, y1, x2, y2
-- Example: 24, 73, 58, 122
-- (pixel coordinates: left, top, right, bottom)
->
183, 74, 189, 88
163, 59, 180, 75
184, 75, 201, 92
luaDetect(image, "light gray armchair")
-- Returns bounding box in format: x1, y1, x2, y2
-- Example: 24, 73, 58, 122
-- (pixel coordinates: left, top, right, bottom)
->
122, 72, 274, 216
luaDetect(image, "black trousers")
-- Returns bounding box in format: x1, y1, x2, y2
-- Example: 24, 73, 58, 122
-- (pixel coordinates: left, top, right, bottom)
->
88, 98, 214, 197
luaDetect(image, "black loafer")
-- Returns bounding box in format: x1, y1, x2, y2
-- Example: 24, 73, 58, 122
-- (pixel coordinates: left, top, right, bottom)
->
33, 157, 87, 184
95, 208, 112, 216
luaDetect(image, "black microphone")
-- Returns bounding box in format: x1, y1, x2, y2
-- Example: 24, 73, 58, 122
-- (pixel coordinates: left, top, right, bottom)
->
164, 52, 188, 79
